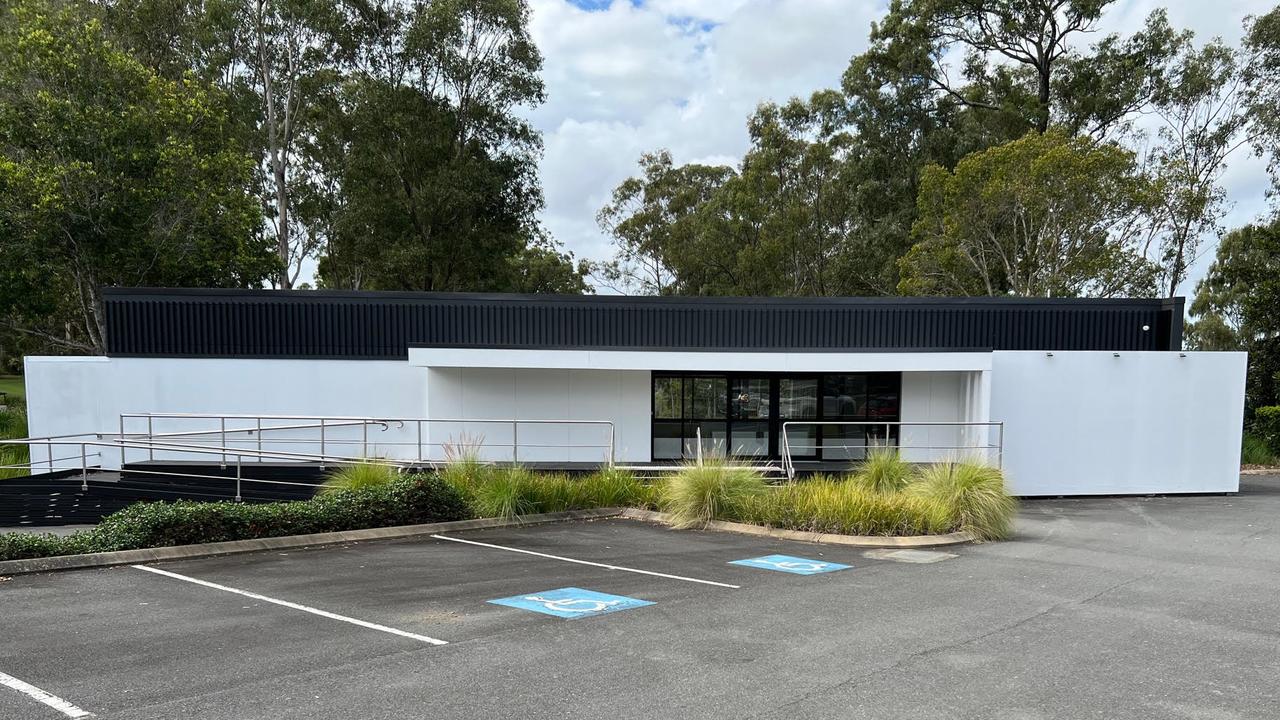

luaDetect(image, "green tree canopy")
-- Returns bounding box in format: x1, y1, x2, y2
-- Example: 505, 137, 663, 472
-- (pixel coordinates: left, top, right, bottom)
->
1187, 219, 1280, 414
0, 0, 275, 353
898, 130, 1158, 297
307, 0, 585, 292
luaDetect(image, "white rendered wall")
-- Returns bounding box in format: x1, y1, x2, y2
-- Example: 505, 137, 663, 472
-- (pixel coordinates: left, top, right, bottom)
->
899, 372, 989, 464
424, 368, 651, 463
24, 357, 427, 470
989, 351, 1247, 496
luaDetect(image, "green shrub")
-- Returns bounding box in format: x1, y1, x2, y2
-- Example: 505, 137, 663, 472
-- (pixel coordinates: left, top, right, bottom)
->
0, 473, 471, 562
321, 462, 400, 493
849, 449, 915, 494
1242, 434, 1277, 466
1255, 406, 1280, 456
0, 531, 68, 561
660, 461, 767, 529
909, 460, 1016, 541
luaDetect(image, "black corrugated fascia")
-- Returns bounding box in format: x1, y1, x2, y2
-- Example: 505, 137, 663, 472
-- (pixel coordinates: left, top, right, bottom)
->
101, 288, 1182, 358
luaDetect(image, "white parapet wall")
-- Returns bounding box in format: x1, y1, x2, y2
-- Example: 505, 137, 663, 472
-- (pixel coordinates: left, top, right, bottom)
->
990, 351, 1247, 496
23, 357, 429, 470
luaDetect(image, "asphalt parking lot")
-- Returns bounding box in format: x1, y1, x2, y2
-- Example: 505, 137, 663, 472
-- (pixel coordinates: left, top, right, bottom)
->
3, 476, 1280, 720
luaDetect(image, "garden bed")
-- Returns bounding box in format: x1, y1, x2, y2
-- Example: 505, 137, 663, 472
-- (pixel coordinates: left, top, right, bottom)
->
0, 454, 1016, 564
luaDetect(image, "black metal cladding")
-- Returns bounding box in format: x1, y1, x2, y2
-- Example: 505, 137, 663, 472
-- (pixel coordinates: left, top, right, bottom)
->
102, 288, 1185, 358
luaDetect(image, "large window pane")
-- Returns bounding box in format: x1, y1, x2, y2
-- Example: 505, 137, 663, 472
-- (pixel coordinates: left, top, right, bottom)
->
822, 425, 867, 460
867, 374, 900, 421
730, 378, 771, 419
730, 421, 769, 457
684, 422, 728, 458
783, 423, 819, 457
779, 378, 818, 419
653, 421, 683, 459
654, 377, 682, 419
823, 375, 867, 418
684, 377, 726, 419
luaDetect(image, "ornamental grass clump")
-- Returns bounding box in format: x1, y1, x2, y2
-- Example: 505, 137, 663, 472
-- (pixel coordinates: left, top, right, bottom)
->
849, 449, 915, 494
735, 476, 951, 537
468, 466, 541, 520
660, 460, 767, 529
909, 459, 1016, 541
320, 462, 399, 493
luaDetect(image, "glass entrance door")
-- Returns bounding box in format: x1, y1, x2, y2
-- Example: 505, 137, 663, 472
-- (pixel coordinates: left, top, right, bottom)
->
729, 378, 771, 458
779, 377, 819, 459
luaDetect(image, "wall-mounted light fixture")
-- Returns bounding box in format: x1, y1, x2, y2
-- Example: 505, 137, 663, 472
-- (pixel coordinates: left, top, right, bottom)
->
1179, 353, 1187, 358
1113, 352, 1121, 358
1046, 352, 1054, 358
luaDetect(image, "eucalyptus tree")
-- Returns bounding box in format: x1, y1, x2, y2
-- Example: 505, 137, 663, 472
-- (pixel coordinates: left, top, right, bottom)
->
898, 130, 1159, 297
0, 0, 274, 353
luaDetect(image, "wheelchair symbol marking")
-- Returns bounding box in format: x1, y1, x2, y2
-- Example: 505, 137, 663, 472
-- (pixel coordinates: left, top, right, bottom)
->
522, 595, 624, 614
728, 554, 852, 575
488, 587, 654, 619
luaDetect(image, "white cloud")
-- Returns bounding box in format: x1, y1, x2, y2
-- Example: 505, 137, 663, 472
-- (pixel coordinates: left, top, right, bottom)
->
527, 0, 1277, 297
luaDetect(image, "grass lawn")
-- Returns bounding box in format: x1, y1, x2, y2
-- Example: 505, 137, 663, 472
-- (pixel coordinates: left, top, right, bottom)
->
0, 375, 23, 401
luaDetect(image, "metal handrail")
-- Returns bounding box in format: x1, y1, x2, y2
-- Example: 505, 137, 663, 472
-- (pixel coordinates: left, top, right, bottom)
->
779, 420, 1005, 480
118, 413, 617, 467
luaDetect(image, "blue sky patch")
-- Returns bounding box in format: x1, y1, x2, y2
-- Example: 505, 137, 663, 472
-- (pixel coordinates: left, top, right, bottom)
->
566, 0, 643, 11
488, 587, 654, 619
729, 554, 852, 575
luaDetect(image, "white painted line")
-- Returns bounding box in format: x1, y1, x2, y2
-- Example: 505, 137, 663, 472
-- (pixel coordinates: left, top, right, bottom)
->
430, 534, 741, 589
130, 565, 448, 645
0, 671, 93, 719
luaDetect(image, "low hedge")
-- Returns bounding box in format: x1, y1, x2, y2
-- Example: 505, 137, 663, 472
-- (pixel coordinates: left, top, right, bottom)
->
0, 473, 470, 562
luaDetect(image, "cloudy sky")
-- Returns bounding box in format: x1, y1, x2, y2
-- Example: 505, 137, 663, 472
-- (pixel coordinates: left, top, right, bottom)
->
525, 0, 1277, 296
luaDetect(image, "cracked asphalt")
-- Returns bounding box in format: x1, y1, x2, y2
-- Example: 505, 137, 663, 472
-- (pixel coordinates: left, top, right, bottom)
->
2, 475, 1279, 719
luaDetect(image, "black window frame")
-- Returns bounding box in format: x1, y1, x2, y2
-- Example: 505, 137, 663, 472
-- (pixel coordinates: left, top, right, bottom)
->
650, 371, 902, 462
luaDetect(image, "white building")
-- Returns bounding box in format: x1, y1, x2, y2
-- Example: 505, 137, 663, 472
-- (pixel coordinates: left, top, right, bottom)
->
24, 289, 1247, 496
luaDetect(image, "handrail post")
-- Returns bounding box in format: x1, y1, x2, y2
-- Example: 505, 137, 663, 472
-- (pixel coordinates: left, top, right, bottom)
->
608, 423, 615, 467
147, 415, 154, 461
998, 422, 1005, 469
416, 420, 423, 464
696, 426, 703, 466
256, 417, 262, 458
80, 443, 88, 491
512, 420, 519, 463
119, 415, 126, 467
319, 418, 326, 470
362, 421, 368, 458
220, 417, 227, 468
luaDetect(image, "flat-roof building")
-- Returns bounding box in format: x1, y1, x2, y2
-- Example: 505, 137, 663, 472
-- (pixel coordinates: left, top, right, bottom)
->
24, 288, 1247, 496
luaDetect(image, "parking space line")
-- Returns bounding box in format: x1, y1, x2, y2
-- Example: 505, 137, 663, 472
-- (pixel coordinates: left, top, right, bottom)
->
130, 565, 449, 645
429, 534, 741, 589
0, 670, 93, 719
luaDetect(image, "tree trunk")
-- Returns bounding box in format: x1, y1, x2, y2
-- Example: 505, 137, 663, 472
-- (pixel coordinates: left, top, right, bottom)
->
1037, 61, 1052, 134
274, 156, 290, 288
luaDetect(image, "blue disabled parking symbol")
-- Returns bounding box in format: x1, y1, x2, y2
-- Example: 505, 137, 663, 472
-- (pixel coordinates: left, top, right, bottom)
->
488, 587, 654, 619
729, 554, 851, 575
